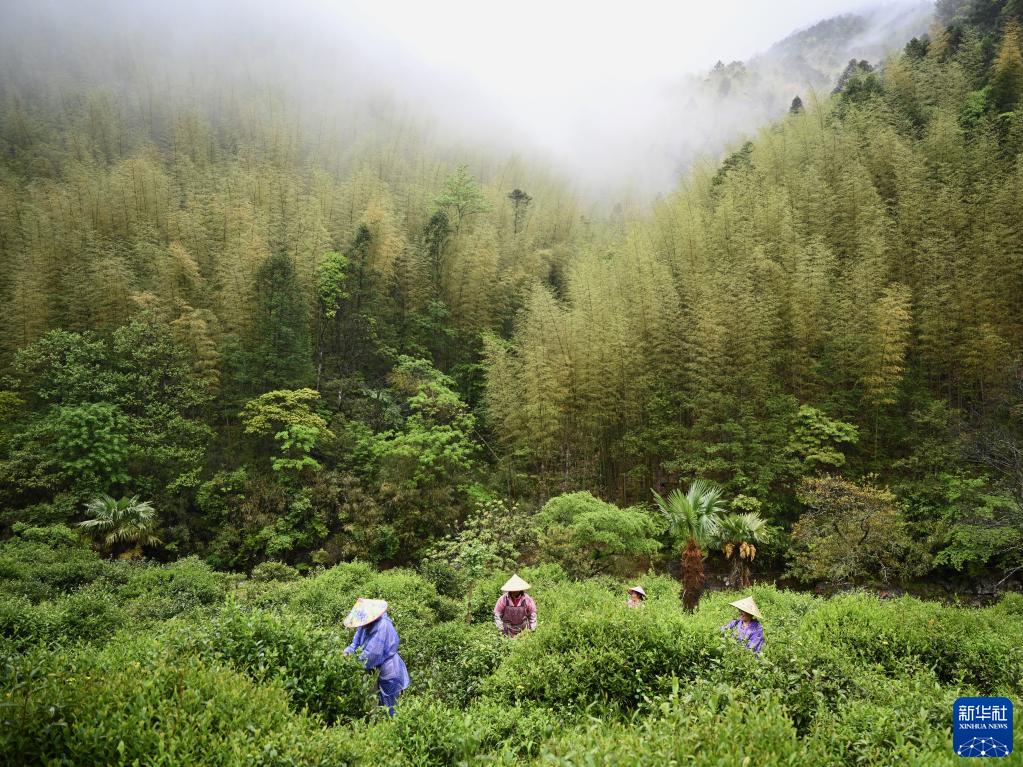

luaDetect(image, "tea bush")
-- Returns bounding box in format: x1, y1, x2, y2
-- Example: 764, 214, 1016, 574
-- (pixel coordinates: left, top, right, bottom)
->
118, 556, 228, 621
0, 533, 111, 602
267, 562, 454, 630
807, 671, 959, 765
167, 601, 377, 724
484, 594, 723, 710
466, 563, 570, 625
250, 559, 301, 582
401, 620, 507, 706
0, 637, 356, 767
799, 594, 1023, 694
532, 683, 825, 766
3, 532, 1022, 766
0, 585, 125, 648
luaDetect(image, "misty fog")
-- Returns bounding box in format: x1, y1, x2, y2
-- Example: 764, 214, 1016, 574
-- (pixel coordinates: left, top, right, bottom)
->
0, 0, 933, 199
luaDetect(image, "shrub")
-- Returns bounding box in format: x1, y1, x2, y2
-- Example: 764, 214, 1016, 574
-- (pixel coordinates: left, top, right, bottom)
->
532, 683, 825, 765
169, 602, 377, 724
10, 522, 81, 548
374, 697, 485, 767
0, 594, 45, 648
3, 556, 1021, 766
401, 620, 507, 707
0, 537, 110, 602
466, 563, 570, 625
483, 596, 722, 711
250, 559, 300, 582
280, 562, 448, 631
0, 584, 126, 650
118, 556, 227, 621
992, 591, 1023, 616
537, 491, 661, 578
808, 671, 959, 765
50, 586, 126, 644
417, 559, 465, 599
798, 594, 1023, 694
0, 639, 351, 767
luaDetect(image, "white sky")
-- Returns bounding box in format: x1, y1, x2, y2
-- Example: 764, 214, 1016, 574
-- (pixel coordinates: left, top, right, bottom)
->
311, 0, 923, 190
3, 0, 929, 195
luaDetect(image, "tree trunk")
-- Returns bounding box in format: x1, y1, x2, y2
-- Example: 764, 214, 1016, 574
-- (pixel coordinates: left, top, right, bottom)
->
728, 552, 743, 588
681, 538, 706, 612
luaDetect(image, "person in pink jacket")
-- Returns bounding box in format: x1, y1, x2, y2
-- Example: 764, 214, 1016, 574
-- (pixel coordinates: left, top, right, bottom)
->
493, 574, 537, 637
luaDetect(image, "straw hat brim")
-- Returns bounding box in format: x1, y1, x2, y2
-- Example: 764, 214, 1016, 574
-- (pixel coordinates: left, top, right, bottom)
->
729, 596, 763, 621
343, 598, 388, 628
628, 586, 646, 598
501, 574, 531, 592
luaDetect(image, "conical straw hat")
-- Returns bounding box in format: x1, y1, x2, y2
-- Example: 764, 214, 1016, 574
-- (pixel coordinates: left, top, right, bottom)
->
628, 585, 646, 598
501, 574, 531, 592
729, 596, 762, 621
343, 598, 388, 628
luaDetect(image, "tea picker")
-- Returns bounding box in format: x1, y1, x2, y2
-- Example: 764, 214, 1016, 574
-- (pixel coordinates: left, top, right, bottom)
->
343, 598, 411, 714
720, 596, 765, 654
493, 574, 537, 637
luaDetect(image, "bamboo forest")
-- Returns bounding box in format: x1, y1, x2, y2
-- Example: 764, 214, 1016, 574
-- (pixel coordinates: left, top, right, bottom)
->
2, 0, 1022, 764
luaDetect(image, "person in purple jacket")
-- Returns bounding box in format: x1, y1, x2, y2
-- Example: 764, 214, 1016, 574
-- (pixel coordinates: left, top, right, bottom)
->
721, 596, 765, 654
343, 598, 410, 714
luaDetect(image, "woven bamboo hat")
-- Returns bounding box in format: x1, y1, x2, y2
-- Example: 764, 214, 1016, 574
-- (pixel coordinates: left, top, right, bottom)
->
501, 574, 531, 592
628, 585, 647, 598
343, 598, 388, 628
729, 596, 762, 621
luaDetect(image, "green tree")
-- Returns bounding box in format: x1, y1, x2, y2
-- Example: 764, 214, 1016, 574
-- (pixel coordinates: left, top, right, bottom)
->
3, 320, 211, 523
241, 389, 333, 477
507, 188, 532, 234
538, 491, 661, 578
791, 476, 925, 586
653, 480, 725, 611
353, 357, 481, 561
990, 20, 1023, 112
77, 494, 160, 557
314, 251, 348, 389
715, 511, 770, 588
46, 404, 131, 491
786, 405, 859, 471
425, 499, 533, 622
253, 252, 314, 391
435, 165, 490, 233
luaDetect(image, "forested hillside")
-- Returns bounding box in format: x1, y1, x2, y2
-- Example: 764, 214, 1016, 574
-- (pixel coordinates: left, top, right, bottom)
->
0, 0, 1022, 591
486, 3, 1023, 581
0, 66, 584, 567
4, 1, 1023, 765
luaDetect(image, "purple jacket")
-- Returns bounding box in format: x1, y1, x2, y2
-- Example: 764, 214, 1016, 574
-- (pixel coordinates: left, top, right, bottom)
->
722, 618, 764, 654
343, 613, 411, 692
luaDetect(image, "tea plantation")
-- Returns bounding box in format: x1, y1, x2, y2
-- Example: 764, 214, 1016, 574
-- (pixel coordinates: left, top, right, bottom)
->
2, 526, 1021, 766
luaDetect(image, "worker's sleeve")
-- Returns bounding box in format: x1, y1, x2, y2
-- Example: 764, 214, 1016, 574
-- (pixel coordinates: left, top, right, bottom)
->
527, 597, 537, 630
343, 626, 364, 656
493, 596, 505, 632
749, 625, 765, 654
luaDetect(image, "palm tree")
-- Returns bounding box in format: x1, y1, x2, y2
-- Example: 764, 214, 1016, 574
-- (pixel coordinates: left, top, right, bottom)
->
77, 495, 160, 557
653, 480, 725, 611
716, 512, 770, 588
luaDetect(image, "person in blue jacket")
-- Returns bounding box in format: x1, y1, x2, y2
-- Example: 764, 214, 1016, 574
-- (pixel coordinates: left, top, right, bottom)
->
343, 598, 410, 714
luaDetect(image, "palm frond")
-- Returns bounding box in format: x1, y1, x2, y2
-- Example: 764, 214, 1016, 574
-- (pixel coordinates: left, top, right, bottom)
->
652, 481, 724, 549
715, 511, 770, 546
78, 494, 159, 552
